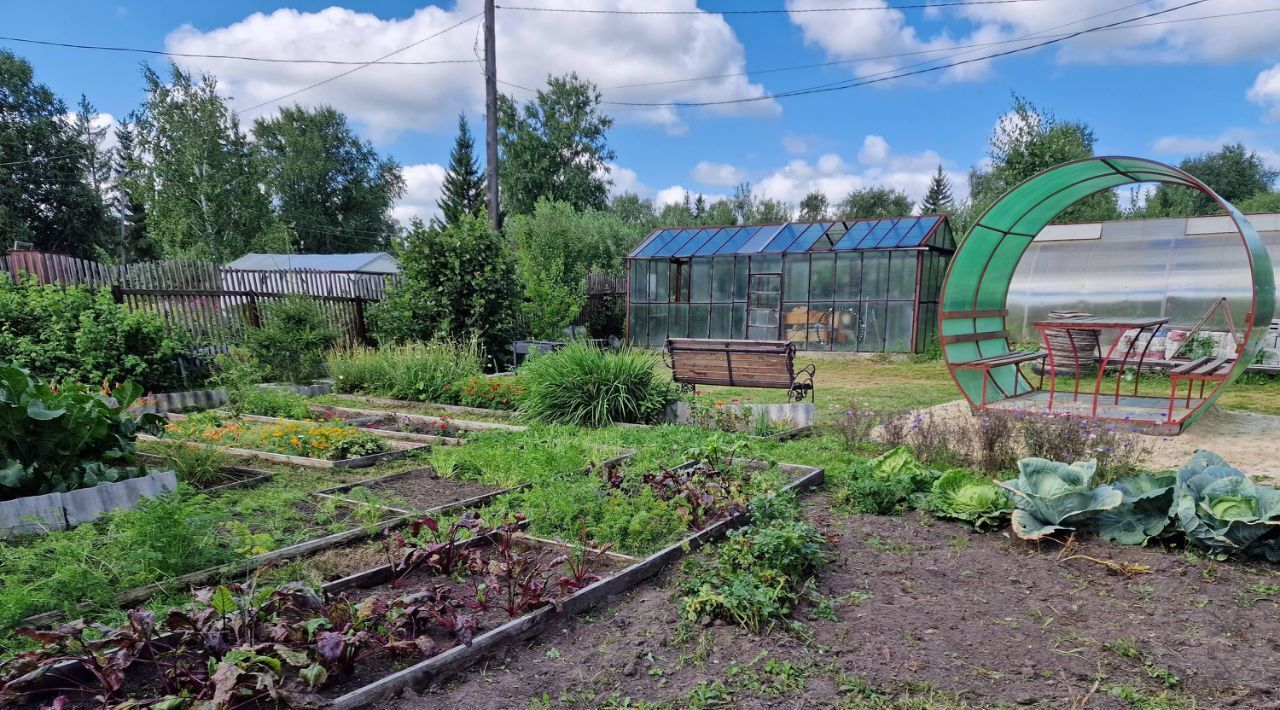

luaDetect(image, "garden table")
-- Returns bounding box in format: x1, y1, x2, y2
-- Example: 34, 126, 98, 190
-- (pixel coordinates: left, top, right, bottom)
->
1031, 315, 1169, 417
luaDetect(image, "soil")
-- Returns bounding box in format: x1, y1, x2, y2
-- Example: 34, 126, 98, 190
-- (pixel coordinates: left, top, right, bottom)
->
361, 414, 466, 439
267, 498, 398, 542
388, 494, 1280, 709
336, 469, 503, 514
916, 400, 1280, 481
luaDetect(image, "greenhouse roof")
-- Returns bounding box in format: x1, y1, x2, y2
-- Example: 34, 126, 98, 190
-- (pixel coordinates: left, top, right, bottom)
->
628, 215, 951, 259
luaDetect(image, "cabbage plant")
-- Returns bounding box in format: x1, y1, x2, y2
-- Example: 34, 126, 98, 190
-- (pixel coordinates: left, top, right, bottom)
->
928, 470, 1011, 530
997, 458, 1122, 540
1097, 472, 1176, 546
1173, 451, 1280, 558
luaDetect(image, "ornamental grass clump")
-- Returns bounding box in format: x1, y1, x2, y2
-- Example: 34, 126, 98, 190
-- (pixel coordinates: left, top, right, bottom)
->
517, 342, 677, 426
327, 340, 484, 402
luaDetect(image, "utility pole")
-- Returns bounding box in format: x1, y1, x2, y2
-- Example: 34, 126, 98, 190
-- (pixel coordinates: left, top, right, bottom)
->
483, 0, 500, 231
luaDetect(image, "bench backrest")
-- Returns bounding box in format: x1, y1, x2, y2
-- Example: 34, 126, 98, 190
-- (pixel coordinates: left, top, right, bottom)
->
939, 308, 1011, 346
665, 338, 795, 389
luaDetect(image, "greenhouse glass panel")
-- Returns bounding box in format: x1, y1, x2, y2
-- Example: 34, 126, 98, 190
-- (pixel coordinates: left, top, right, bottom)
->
862, 252, 889, 300
734, 256, 749, 300
905, 216, 939, 244
717, 226, 761, 254
804, 303, 835, 351
688, 304, 710, 338
741, 224, 785, 253
731, 303, 746, 338
858, 301, 887, 352
831, 303, 859, 351
712, 257, 734, 302
655, 229, 700, 257
710, 304, 733, 338
633, 229, 679, 257
629, 304, 647, 344
885, 301, 914, 352
835, 252, 861, 300
859, 220, 898, 249
763, 223, 807, 252
695, 227, 739, 256
753, 253, 782, 274
646, 305, 667, 347
783, 255, 809, 301
651, 259, 669, 302
690, 259, 711, 302
629, 260, 646, 301
790, 222, 836, 252
888, 252, 916, 300
674, 228, 719, 257
783, 303, 809, 345
879, 217, 919, 248
669, 304, 688, 339
834, 220, 875, 250
810, 253, 835, 301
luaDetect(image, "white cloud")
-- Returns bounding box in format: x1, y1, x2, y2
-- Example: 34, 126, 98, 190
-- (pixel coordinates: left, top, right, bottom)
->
392, 163, 447, 224
165, 1, 776, 139
606, 163, 649, 197
60, 111, 119, 153
781, 133, 811, 155
1152, 128, 1280, 172
1248, 64, 1280, 120
691, 161, 747, 187
655, 185, 692, 207
857, 135, 890, 165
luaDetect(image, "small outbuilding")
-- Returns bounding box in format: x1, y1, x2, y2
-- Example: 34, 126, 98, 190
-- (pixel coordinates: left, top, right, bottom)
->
625, 216, 956, 353
226, 252, 399, 275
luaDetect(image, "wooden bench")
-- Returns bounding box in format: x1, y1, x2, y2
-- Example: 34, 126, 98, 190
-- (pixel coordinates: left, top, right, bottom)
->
1168, 355, 1236, 416
941, 309, 1048, 406
664, 338, 815, 402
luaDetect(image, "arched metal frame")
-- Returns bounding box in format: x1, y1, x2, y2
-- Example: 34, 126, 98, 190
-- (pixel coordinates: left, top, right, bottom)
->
940, 156, 1276, 431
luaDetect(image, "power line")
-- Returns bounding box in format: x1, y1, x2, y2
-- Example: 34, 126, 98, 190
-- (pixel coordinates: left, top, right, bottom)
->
236, 11, 483, 114
0, 35, 480, 66
497, 0, 1055, 15
598, 0, 1212, 107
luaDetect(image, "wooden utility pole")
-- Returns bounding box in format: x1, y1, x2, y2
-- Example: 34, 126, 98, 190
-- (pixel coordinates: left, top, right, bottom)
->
483, 0, 500, 230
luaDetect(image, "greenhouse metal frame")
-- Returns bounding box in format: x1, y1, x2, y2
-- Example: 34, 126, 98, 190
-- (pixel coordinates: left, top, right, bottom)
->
626, 216, 956, 353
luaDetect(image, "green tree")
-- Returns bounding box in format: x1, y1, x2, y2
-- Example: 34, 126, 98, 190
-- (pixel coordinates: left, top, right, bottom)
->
703, 198, 737, 226
918, 165, 955, 214
369, 215, 519, 358
498, 73, 615, 217
754, 198, 793, 223
253, 104, 403, 253
835, 186, 912, 219
1145, 143, 1279, 217
70, 95, 112, 205
798, 191, 830, 221
108, 116, 157, 261
1236, 191, 1280, 214
0, 50, 110, 256
125, 63, 287, 262
437, 113, 486, 226
965, 94, 1117, 231
608, 192, 658, 230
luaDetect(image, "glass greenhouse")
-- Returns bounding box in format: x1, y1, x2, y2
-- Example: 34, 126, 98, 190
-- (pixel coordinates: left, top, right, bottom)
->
626, 216, 956, 352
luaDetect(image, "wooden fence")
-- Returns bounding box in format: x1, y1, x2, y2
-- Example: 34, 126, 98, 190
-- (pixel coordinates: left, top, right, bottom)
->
3, 250, 396, 346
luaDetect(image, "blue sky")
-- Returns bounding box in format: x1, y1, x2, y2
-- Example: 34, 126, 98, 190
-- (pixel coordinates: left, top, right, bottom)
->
7, 1, 1280, 221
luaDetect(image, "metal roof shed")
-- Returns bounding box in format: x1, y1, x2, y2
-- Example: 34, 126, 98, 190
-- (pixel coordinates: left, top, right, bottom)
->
625, 216, 956, 353
226, 252, 399, 274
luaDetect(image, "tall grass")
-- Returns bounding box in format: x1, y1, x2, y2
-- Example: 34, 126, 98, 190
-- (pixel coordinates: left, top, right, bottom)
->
326, 341, 483, 402
518, 342, 677, 426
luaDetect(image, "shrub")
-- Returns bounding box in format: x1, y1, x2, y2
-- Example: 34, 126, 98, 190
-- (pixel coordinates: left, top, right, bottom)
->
0, 367, 162, 499
518, 342, 677, 426
0, 279, 187, 391
450, 375, 526, 410
244, 294, 339, 383
1018, 413, 1152, 482
228, 386, 312, 420
327, 341, 484, 402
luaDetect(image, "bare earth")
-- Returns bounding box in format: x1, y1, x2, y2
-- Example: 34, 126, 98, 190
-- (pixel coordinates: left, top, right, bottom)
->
914, 400, 1280, 480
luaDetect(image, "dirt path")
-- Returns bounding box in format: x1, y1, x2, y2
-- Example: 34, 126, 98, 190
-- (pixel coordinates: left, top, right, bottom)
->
388, 496, 1280, 709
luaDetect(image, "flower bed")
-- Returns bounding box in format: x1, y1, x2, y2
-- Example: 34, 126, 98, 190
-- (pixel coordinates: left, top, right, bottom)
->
309, 403, 526, 435
149, 412, 428, 469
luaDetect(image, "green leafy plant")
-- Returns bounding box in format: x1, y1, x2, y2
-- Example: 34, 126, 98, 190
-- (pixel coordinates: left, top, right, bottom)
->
518, 342, 677, 426
245, 294, 340, 384
1172, 451, 1280, 559
228, 386, 312, 420
832, 446, 938, 515
327, 340, 483, 403
927, 469, 1012, 530
1098, 472, 1177, 546
0, 367, 162, 499
997, 458, 1122, 540
154, 439, 233, 488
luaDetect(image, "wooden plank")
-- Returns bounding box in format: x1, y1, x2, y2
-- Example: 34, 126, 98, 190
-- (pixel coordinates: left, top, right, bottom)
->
941, 330, 1009, 345
1192, 357, 1230, 376
940, 308, 1008, 319
1170, 356, 1214, 376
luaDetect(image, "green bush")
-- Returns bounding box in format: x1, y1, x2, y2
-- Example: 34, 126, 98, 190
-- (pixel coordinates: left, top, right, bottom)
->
245, 295, 339, 384
0, 279, 188, 391
0, 367, 161, 499
327, 341, 484, 402
228, 386, 312, 420
518, 342, 677, 426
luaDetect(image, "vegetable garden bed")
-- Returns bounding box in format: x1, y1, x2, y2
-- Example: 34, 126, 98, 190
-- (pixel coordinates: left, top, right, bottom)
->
316, 467, 517, 516
0, 470, 178, 539
308, 403, 526, 434
322, 393, 520, 422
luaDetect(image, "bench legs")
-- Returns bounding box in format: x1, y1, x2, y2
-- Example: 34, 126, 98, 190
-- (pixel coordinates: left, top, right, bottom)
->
788, 365, 816, 403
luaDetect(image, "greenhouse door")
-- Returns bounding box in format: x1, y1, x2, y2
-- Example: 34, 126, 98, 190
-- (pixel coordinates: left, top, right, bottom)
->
747, 274, 781, 340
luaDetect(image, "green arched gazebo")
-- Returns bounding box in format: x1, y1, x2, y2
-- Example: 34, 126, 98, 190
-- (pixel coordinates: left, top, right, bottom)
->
940, 156, 1275, 434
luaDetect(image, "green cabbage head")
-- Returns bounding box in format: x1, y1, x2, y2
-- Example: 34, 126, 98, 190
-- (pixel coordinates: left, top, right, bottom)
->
1173, 451, 1280, 558
1097, 472, 1176, 546
929, 469, 1012, 530
997, 458, 1122, 540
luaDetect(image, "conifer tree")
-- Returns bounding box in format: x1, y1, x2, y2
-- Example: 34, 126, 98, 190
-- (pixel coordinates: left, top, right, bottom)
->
919, 165, 955, 214
437, 114, 486, 225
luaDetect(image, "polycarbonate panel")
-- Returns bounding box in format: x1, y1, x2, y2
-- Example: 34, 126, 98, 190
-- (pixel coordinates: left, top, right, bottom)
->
740, 224, 785, 253
657, 228, 703, 257
810, 253, 835, 301
880, 217, 920, 248
888, 252, 916, 300
632, 229, 680, 257
835, 252, 861, 300
762, 223, 808, 252
885, 301, 914, 352
711, 257, 734, 302
789, 222, 836, 252
716, 226, 761, 254
857, 220, 897, 249
695, 227, 740, 256
835, 220, 875, 250
690, 259, 711, 303
674, 228, 719, 257
783, 255, 809, 302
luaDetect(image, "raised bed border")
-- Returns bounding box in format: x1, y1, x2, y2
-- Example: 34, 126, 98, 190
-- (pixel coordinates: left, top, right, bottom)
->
0, 470, 178, 540
312, 467, 528, 513
326, 460, 824, 708
308, 403, 527, 433
132, 381, 336, 415
135, 452, 275, 493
